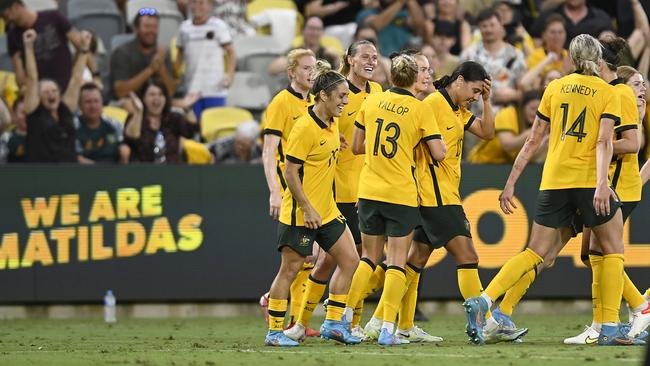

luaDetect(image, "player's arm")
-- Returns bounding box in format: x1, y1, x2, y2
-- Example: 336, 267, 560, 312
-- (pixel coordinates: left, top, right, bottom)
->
424, 136, 446, 161
352, 124, 365, 155
641, 158, 650, 185
499, 116, 548, 214
285, 159, 322, 229
467, 78, 495, 140
613, 127, 640, 155
593, 117, 616, 216
262, 133, 282, 220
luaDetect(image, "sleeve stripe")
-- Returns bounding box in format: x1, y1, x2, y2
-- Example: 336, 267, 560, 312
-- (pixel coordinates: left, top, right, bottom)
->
614, 124, 638, 133
263, 129, 282, 136
422, 134, 442, 141
354, 121, 365, 130
536, 111, 550, 122
464, 115, 476, 130
286, 155, 304, 164
601, 113, 621, 123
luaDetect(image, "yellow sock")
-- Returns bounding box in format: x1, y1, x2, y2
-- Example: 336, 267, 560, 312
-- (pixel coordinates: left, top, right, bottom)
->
622, 271, 646, 310
380, 266, 408, 325
457, 264, 483, 299
353, 263, 386, 327
346, 258, 375, 310
325, 293, 347, 321
297, 275, 327, 326
590, 253, 603, 323
288, 263, 312, 324
485, 248, 543, 301
372, 295, 384, 320
398, 263, 421, 330
268, 298, 288, 331
600, 254, 624, 324
499, 268, 537, 316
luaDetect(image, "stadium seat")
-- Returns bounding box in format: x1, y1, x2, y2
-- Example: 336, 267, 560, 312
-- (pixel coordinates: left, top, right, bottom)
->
0, 71, 19, 108
67, 0, 125, 50
0, 34, 13, 72
200, 107, 254, 142
233, 35, 282, 66
110, 34, 136, 51
126, 0, 183, 46
291, 35, 345, 56
227, 72, 271, 111
247, 0, 301, 49
102, 106, 129, 125
24, 0, 57, 11
181, 137, 213, 164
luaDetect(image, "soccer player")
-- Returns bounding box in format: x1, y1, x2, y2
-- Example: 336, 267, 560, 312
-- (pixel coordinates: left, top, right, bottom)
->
284, 40, 383, 342
463, 34, 643, 346
261, 49, 316, 331
485, 38, 650, 344
264, 61, 362, 346
346, 53, 446, 346
367, 61, 524, 344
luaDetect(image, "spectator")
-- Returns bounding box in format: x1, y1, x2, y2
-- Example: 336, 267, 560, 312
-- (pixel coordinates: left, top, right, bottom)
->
124, 80, 198, 163
296, 0, 364, 48
176, 0, 236, 120
353, 25, 391, 88
268, 16, 340, 75
460, 8, 526, 115
76, 83, 130, 164
541, 68, 563, 89
23, 29, 90, 163
429, 20, 460, 78
468, 90, 546, 164
208, 120, 262, 164
424, 0, 471, 56
494, 1, 534, 57
110, 8, 175, 99
531, 0, 613, 48
0, 97, 23, 163
521, 15, 569, 91
2, 0, 85, 91
215, 0, 256, 37
356, 0, 427, 56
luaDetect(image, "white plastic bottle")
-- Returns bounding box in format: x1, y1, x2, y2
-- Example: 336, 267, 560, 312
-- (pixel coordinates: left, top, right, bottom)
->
104, 290, 117, 323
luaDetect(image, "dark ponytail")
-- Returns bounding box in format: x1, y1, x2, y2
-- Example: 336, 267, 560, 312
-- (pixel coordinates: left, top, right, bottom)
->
600, 35, 630, 71
433, 61, 488, 90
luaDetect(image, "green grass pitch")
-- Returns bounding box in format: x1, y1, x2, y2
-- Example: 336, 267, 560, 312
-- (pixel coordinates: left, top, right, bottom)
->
0, 313, 645, 365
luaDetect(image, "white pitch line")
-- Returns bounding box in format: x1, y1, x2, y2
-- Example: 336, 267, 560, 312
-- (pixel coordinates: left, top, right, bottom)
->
222, 348, 642, 362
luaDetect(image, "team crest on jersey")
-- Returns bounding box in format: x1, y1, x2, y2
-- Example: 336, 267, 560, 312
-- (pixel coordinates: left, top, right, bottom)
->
299, 235, 311, 247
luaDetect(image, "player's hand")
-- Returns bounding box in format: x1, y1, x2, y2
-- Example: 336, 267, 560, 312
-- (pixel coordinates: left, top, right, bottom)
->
339, 134, 349, 150
23, 29, 37, 46
593, 184, 616, 216
303, 205, 322, 229
481, 77, 491, 102
499, 183, 517, 214
269, 190, 282, 220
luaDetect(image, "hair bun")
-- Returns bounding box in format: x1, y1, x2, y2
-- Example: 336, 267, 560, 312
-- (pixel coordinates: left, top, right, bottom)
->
313, 59, 332, 79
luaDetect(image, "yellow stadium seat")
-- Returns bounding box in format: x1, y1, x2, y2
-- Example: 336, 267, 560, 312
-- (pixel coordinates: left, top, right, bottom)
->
201, 107, 254, 142
291, 35, 344, 56
0, 71, 19, 108
102, 106, 129, 125
181, 137, 213, 164
247, 0, 302, 37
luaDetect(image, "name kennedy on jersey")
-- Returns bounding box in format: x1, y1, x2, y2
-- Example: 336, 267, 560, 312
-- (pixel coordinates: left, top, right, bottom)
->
559, 83, 598, 97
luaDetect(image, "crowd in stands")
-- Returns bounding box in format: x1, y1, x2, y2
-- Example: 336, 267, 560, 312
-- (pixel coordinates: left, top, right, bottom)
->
0, 0, 649, 165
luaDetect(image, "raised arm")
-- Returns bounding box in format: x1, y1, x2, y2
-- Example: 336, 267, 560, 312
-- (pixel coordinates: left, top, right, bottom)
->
22, 30, 39, 114
406, 0, 426, 38
593, 117, 616, 216
124, 92, 144, 140
305, 0, 348, 18
285, 159, 322, 229
63, 32, 92, 111
468, 78, 495, 140
262, 134, 283, 220
363, 0, 407, 31
499, 116, 549, 214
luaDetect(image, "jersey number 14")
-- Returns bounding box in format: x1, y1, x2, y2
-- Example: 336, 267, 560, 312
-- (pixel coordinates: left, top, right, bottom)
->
559, 103, 587, 142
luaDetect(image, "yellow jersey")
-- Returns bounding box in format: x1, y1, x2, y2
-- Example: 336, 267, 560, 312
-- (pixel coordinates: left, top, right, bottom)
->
537, 72, 621, 190
335, 80, 382, 203
609, 80, 641, 202
356, 87, 442, 207
280, 106, 342, 226
262, 85, 312, 190
527, 48, 569, 75
417, 89, 475, 207
467, 105, 520, 164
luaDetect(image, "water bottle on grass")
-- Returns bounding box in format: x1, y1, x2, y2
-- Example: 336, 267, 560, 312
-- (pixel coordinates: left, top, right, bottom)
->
104, 290, 116, 323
